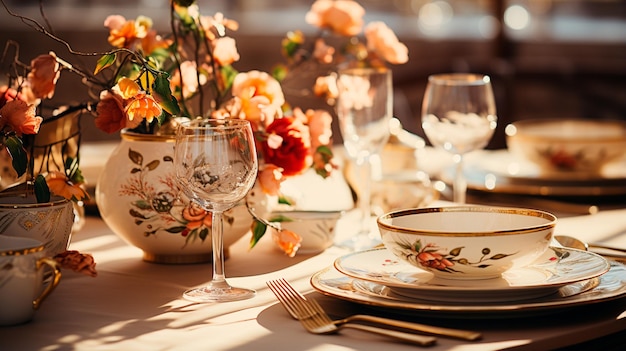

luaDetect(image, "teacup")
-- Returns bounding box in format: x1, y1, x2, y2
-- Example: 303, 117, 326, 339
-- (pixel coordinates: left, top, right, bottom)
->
0, 235, 62, 326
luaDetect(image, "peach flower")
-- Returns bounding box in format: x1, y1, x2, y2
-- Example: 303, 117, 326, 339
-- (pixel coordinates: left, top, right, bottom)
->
257, 164, 284, 196
294, 108, 332, 151
212, 37, 240, 66
141, 29, 171, 55
231, 70, 285, 126
305, 0, 365, 36
170, 61, 207, 99
199, 11, 239, 40
312, 38, 335, 64
313, 74, 338, 100
364, 21, 409, 65
104, 15, 149, 48
27, 52, 61, 99
271, 228, 302, 257
0, 99, 42, 135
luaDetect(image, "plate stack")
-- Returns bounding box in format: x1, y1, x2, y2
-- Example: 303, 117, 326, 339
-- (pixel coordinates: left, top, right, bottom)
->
311, 247, 626, 318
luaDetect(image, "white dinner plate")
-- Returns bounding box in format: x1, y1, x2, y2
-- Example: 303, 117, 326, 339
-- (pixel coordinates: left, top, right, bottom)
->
441, 150, 626, 196
311, 261, 626, 318
334, 247, 610, 303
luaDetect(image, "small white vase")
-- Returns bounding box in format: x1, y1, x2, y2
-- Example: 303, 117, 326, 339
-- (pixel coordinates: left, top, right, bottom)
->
95, 130, 252, 264
0, 194, 74, 256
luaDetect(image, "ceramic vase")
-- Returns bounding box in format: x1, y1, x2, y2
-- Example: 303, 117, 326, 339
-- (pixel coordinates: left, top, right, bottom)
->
95, 130, 252, 264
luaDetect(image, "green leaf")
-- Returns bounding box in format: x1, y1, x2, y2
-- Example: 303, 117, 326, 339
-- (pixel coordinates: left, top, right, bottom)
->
3, 136, 28, 177
219, 65, 238, 93
94, 53, 117, 75
268, 214, 293, 223
152, 72, 180, 116
34, 175, 51, 203
249, 220, 267, 249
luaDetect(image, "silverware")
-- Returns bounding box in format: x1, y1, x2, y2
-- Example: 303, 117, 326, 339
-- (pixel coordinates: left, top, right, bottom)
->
266, 279, 437, 346
267, 278, 482, 342
555, 235, 626, 262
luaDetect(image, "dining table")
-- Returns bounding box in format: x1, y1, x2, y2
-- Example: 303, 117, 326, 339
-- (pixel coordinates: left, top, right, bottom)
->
2, 144, 626, 351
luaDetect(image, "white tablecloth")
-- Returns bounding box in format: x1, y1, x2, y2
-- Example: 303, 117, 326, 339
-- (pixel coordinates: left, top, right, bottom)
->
1, 204, 625, 351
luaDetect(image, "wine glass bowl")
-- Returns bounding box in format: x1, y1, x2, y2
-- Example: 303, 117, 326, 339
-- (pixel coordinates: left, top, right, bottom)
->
421, 73, 497, 203
336, 67, 393, 250
174, 118, 258, 302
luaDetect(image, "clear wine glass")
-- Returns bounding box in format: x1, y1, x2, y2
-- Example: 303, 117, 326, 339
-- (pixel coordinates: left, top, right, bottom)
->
421, 73, 497, 203
336, 67, 392, 250
174, 118, 258, 302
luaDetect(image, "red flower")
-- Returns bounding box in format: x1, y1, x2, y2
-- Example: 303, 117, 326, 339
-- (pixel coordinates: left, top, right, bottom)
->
261, 116, 311, 176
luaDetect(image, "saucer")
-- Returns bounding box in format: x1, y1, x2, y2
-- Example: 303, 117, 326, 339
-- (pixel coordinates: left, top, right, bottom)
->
334, 247, 610, 303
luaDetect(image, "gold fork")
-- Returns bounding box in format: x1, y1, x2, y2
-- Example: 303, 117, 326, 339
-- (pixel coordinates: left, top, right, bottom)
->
267, 278, 481, 341
267, 279, 437, 346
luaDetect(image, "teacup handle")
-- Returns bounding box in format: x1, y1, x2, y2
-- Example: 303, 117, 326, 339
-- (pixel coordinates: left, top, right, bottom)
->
33, 257, 62, 309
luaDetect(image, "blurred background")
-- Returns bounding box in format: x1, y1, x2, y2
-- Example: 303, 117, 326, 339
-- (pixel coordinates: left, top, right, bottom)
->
1, 0, 625, 149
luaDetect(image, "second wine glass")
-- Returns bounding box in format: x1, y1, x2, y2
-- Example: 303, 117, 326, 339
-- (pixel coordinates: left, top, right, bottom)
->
174, 118, 258, 302
336, 67, 392, 250
421, 73, 497, 203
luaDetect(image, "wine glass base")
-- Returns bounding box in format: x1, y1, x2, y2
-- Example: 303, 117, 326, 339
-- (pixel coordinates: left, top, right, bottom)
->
183, 286, 256, 303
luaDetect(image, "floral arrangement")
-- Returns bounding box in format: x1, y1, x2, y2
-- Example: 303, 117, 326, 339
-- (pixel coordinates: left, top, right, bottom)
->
1, 0, 408, 257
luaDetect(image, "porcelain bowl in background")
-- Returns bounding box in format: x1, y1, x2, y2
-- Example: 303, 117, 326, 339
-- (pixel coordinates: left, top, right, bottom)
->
377, 206, 557, 280
270, 210, 342, 254
505, 119, 626, 175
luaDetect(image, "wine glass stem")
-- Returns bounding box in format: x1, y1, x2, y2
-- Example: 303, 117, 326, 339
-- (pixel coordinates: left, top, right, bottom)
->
453, 154, 467, 204
210, 210, 229, 289
357, 157, 372, 235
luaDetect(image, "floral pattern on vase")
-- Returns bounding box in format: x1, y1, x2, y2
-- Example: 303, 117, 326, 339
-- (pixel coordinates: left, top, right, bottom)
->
96, 130, 251, 264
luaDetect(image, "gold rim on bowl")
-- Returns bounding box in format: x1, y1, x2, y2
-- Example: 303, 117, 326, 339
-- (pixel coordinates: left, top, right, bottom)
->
377, 206, 557, 237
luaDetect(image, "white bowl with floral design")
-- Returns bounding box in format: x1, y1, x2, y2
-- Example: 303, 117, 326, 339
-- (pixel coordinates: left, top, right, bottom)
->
377, 206, 557, 280
505, 119, 626, 175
